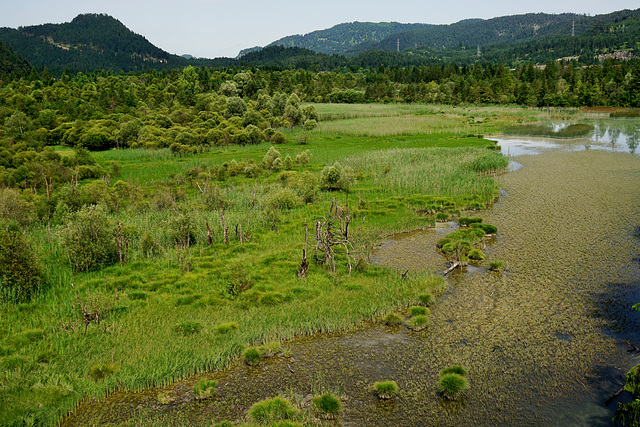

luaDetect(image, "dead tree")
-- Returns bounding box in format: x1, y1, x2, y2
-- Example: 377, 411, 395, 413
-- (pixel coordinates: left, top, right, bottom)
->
298, 218, 309, 279
206, 222, 213, 246
314, 198, 364, 274
220, 204, 228, 245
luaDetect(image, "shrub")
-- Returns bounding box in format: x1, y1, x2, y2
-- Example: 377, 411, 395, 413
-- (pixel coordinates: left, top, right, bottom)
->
193, 379, 217, 399
418, 293, 433, 305
139, 231, 158, 256
409, 306, 429, 316
244, 347, 261, 366
436, 212, 449, 222
406, 315, 429, 331
262, 146, 282, 170
267, 188, 302, 210
439, 373, 468, 400
249, 396, 298, 424
383, 312, 403, 326
295, 149, 311, 165
89, 363, 117, 381
258, 341, 282, 358
271, 131, 286, 144
303, 119, 317, 130
169, 212, 197, 248
320, 162, 352, 192
374, 381, 399, 399
467, 249, 486, 261
58, 205, 117, 272
470, 222, 498, 235
441, 365, 467, 377
312, 393, 341, 420
215, 322, 239, 334
173, 321, 203, 336
488, 261, 505, 272
0, 222, 43, 302
294, 171, 319, 204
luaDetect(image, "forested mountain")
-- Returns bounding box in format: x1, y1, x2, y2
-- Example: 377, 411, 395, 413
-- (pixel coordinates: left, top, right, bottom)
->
0, 14, 189, 75
257, 22, 429, 56
0, 39, 33, 77
2, 9, 640, 76
348, 13, 583, 54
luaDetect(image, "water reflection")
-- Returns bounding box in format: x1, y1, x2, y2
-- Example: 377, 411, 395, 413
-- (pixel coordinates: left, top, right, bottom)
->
492, 119, 640, 157
589, 120, 640, 154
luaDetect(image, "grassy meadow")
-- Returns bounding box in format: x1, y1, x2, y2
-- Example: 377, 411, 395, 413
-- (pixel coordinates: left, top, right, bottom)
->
1, 103, 541, 426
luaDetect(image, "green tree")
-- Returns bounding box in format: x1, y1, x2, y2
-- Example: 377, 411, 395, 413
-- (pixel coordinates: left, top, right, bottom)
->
59, 205, 117, 272
0, 222, 43, 302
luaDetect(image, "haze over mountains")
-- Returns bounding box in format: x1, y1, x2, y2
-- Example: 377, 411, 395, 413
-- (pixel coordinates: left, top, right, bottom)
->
1, 8, 639, 76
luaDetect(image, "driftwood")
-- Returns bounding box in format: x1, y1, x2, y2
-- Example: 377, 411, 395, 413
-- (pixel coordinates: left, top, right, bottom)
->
444, 262, 461, 275
605, 387, 626, 406
626, 340, 640, 354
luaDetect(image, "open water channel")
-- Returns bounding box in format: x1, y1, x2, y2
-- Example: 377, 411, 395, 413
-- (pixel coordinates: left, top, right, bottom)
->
64, 119, 640, 426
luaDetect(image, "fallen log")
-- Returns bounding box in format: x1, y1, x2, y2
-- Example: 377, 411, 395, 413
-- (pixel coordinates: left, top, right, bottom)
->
605, 387, 625, 406
444, 262, 461, 275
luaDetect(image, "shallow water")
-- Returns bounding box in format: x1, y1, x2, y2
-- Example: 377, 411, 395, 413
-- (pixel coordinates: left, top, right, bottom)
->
64, 136, 640, 426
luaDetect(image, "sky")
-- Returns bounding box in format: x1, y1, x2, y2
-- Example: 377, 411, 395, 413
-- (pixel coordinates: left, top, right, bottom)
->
1, 0, 639, 59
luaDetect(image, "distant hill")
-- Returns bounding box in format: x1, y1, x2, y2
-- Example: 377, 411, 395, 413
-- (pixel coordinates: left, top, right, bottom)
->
239, 22, 429, 57
0, 13, 188, 74
0, 39, 33, 76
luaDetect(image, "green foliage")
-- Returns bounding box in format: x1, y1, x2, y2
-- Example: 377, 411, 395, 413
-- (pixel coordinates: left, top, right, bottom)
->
0, 222, 43, 302
215, 322, 239, 334
312, 393, 342, 419
89, 363, 117, 381
58, 205, 117, 272
262, 147, 282, 170
470, 222, 498, 234
418, 293, 433, 305
193, 379, 216, 399
244, 347, 261, 366
441, 365, 467, 377
249, 396, 298, 424
172, 321, 203, 336
409, 306, 429, 316
266, 188, 302, 210
467, 248, 486, 261
168, 212, 197, 248
374, 380, 399, 399
625, 365, 640, 394
488, 261, 505, 272
406, 315, 429, 331
320, 162, 352, 192
383, 312, 403, 326
439, 373, 468, 401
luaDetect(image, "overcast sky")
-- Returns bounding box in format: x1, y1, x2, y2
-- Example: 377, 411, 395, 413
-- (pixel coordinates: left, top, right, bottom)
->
1, 1, 639, 58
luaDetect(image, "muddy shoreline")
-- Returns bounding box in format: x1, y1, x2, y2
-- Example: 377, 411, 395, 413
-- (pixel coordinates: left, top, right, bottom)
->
64, 148, 640, 426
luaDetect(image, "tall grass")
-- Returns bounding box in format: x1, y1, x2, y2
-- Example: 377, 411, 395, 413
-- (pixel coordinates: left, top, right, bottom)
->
0, 102, 521, 426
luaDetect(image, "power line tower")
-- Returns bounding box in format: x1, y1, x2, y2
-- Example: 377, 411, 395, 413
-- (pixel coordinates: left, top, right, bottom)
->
397, 38, 400, 52
477, 45, 481, 57
572, 19, 575, 37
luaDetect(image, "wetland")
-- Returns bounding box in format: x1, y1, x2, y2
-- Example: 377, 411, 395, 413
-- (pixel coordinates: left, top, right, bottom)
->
63, 120, 640, 426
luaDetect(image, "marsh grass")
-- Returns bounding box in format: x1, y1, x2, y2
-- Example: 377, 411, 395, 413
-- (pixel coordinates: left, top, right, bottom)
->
0, 102, 520, 426
312, 393, 342, 420
374, 380, 399, 399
